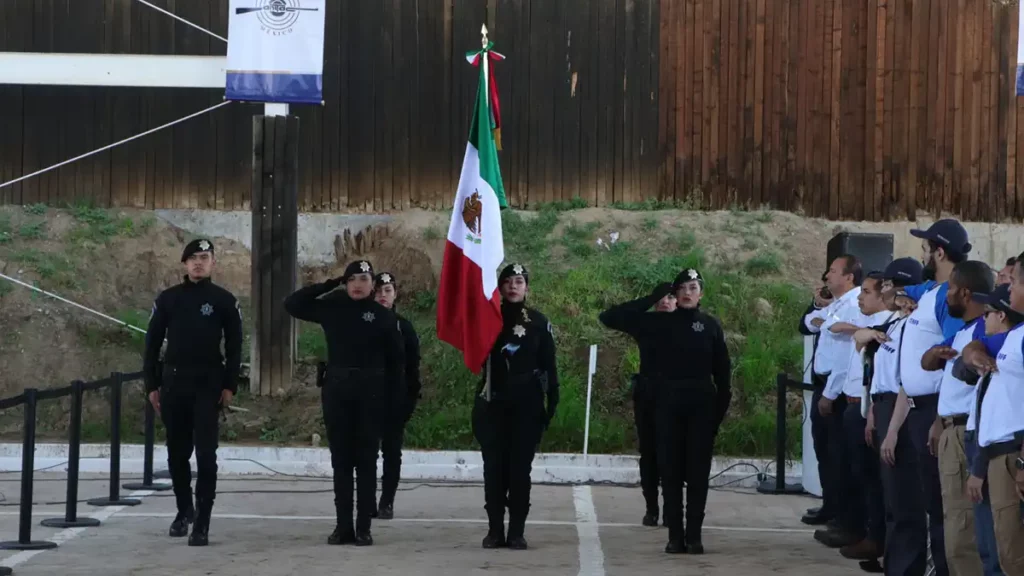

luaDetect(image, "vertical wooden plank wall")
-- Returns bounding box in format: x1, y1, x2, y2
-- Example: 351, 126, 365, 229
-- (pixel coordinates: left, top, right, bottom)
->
657, 0, 1021, 221
0, 0, 1021, 222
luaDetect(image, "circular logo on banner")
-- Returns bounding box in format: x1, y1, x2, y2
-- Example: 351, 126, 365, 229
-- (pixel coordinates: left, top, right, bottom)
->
235, 0, 319, 36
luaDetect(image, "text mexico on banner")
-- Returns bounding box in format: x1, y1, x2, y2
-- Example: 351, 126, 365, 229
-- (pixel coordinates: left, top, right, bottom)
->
225, 0, 326, 105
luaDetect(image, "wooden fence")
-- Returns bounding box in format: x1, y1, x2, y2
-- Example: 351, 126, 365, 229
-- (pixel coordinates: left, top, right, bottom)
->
0, 0, 1021, 221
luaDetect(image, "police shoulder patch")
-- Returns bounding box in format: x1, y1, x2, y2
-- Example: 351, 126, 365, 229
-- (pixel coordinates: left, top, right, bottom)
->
235, 300, 243, 320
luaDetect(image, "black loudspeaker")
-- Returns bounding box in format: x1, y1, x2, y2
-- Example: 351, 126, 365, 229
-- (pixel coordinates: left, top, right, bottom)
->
826, 232, 894, 278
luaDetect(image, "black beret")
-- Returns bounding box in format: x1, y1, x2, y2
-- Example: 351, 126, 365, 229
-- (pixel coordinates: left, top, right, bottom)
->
181, 238, 214, 263
374, 271, 397, 287
673, 267, 704, 288
343, 260, 374, 281
499, 263, 529, 284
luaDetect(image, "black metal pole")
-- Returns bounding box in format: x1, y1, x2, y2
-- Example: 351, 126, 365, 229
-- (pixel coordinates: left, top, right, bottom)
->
123, 397, 170, 491
0, 388, 57, 550
88, 374, 140, 507
756, 374, 805, 496
43, 381, 100, 528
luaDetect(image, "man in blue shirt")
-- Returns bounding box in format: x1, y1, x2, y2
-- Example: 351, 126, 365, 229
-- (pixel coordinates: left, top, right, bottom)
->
879, 218, 972, 576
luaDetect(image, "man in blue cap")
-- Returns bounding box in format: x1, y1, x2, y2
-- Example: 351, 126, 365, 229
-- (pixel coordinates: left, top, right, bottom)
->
877, 219, 972, 576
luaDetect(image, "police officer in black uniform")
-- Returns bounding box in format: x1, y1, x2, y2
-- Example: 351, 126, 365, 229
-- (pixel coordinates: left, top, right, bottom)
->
600, 268, 731, 555
284, 260, 405, 546
474, 263, 559, 551
370, 271, 421, 520
599, 286, 677, 527
143, 238, 243, 547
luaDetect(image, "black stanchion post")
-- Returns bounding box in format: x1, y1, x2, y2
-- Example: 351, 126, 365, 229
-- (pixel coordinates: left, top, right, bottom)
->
123, 397, 170, 491
0, 388, 57, 550
756, 374, 805, 495
88, 373, 141, 507
43, 381, 100, 528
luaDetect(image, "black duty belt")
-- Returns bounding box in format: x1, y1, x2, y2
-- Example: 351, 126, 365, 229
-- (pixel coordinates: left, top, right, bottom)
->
907, 393, 939, 410
941, 414, 969, 429
980, 437, 1024, 462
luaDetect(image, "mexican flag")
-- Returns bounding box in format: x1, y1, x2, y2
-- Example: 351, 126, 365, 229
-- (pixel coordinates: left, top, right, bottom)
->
436, 42, 507, 373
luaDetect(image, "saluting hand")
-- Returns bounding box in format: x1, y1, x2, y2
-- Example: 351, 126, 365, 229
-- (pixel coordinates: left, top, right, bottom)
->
148, 390, 161, 417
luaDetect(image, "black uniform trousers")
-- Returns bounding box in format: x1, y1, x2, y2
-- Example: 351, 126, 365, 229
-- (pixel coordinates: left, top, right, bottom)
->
321, 369, 381, 532
824, 394, 854, 533
632, 375, 660, 516
378, 403, 410, 507
810, 374, 840, 520
843, 400, 886, 545
905, 394, 948, 576
876, 393, 929, 576
159, 364, 222, 513
656, 378, 717, 542
472, 377, 545, 536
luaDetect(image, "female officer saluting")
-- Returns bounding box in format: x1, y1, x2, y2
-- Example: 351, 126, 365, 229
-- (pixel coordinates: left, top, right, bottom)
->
474, 263, 559, 551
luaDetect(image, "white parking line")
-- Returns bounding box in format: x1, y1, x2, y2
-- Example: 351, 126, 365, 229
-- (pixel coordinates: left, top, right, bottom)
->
0, 490, 152, 569
0, 509, 817, 533
572, 485, 606, 576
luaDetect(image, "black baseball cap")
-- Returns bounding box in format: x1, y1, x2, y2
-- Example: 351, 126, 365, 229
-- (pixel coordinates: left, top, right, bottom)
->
972, 283, 1014, 313
882, 257, 924, 286
910, 219, 972, 256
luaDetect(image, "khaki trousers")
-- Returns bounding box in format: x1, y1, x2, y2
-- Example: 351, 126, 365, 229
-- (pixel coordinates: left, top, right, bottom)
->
987, 454, 1024, 576
938, 424, 982, 576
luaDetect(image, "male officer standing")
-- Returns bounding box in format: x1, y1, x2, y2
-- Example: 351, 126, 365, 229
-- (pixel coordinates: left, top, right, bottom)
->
284, 260, 405, 546
474, 263, 559, 551
371, 271, 421, 520
144, 238, 243, 547
600, 288, 676, 527
600, 268, 731, 555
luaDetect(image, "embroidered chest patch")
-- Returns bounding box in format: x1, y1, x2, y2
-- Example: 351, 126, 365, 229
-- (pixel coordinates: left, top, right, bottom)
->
200, 303, 214, 316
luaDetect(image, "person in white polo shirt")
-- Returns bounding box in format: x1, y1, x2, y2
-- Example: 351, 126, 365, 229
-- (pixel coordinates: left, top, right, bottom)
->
958, 282, 1020, 576
961, 260, 1024, 576
852, 257, 924, 575
878, 219, 972, 576
827, 270, 899, 565
804, 254, 864, 549
919, 261, 995, 576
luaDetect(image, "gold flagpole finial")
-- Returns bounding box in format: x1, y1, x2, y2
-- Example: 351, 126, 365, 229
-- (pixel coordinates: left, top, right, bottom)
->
481, 24, 489, 49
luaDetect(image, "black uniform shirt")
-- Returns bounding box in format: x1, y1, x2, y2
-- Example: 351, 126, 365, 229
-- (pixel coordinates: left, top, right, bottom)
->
397, 313, 421, 407
284, 280, 405, 396
481, 302, 560, 423
599, 289, 732, 422
143, 276, 243, 394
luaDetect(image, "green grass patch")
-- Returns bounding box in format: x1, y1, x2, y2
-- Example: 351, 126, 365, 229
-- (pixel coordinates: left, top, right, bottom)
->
9, 248, 79, 290
287, 207, 808, 457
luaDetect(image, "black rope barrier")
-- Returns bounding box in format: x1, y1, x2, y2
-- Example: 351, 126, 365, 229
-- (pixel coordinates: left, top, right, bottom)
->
42, 381, 100, 528
756, 373, 809, 496
0, 388, 57, 551
87, 373, 140, 507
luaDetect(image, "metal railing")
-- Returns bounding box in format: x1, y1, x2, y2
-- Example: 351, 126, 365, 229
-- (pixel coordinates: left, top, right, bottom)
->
0, 370, 170, 569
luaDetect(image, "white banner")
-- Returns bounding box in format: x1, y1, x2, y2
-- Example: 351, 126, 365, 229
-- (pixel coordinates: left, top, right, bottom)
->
225, 0, 326, 104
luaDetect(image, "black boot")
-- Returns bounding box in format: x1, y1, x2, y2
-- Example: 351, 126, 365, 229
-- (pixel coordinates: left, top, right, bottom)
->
482, 507, 506, 549
685, 511, 704, 554
169, 505, 194, 537
328, 524, 355, 545
188, 498, 213, 547
355, 529, 373, 546
506, 510, 528, 550
665, 525, 687, 554
642, 510, 659, 527
377, 499, 394, 520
